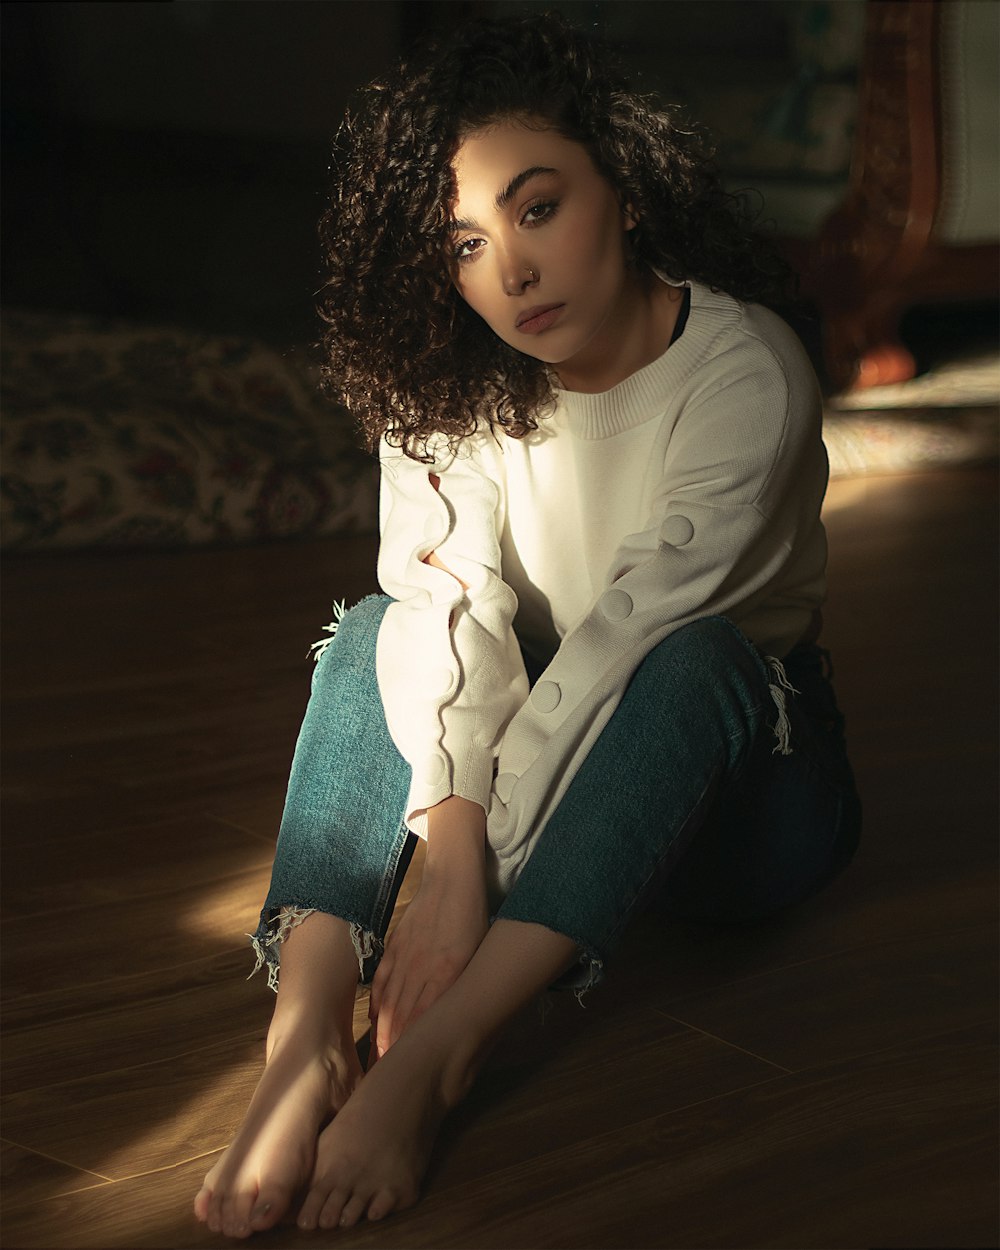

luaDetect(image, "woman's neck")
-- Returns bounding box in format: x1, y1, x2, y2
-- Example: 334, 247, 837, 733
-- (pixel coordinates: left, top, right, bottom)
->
554, 271, 685, 395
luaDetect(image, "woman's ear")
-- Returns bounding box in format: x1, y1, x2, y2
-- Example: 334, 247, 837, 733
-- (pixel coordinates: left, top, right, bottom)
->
622, 202, 639, 231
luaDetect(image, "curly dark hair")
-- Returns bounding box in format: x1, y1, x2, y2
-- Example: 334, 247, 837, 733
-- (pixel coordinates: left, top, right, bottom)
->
318, 11, 793, 461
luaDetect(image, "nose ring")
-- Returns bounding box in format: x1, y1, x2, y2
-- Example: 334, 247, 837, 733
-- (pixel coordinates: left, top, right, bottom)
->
526, 268, 537, 283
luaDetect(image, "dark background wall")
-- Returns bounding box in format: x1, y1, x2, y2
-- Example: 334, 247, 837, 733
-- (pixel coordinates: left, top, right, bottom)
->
3, 0, 843, 349
3, 1, 406, 344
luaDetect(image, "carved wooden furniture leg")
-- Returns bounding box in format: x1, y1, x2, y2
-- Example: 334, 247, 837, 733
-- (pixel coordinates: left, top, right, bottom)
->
807, 0, 939, 392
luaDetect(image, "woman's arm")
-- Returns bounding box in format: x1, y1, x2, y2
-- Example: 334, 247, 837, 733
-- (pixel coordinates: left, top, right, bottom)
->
369, 795, 490, 1057
369, 473, 512, 1055
376, 434, 528, 832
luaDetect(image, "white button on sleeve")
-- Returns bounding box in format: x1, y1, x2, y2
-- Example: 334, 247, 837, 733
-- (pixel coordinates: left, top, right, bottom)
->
531, 680, 562, 713
660, 514, 695, 546
421, 754, 447, 785
495, 772, 518, 802
600, 588, 634, 620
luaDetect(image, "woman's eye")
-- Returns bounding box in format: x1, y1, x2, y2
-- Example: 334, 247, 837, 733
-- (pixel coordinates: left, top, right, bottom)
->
453, 237, 484, 264
522, 200, 558, 226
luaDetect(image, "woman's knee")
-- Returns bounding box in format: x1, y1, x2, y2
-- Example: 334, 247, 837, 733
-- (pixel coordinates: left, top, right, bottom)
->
605, 616, 775, 780
336, 594, 392, 644
311, 594, 392, 687
636, 616, 767, 702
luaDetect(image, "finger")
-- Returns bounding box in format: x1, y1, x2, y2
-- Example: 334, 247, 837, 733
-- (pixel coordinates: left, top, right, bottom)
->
374, 966, 406, 1058
375, 1001, 393, 1058
389, 970, 455, 1050
368, 952, 394, 1021
383, 969, 430, 1051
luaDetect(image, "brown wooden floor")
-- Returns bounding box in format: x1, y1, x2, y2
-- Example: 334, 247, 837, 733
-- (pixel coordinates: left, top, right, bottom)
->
2, 466, 998, 1249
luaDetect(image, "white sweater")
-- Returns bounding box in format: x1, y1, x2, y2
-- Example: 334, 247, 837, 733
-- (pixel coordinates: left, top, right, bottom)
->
374, 279, 828, 901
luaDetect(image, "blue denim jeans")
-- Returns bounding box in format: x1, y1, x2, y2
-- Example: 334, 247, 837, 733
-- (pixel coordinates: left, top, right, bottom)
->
251, 594, 861, 991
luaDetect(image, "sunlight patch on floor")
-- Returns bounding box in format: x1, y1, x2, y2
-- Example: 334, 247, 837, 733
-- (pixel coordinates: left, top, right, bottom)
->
822, 476, 876, 515
174, 867, 272, 941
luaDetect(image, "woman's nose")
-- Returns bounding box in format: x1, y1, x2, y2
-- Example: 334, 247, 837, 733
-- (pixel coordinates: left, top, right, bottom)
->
501, 261, 539, 296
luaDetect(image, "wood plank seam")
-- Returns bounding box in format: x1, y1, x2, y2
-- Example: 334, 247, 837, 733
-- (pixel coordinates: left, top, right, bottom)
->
655, 1018, 795, 1072
74, 1151, 226, 1187
0, 1137, 113, 1185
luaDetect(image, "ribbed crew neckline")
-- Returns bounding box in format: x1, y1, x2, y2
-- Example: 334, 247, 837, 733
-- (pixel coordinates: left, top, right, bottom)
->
554, 280, 741, 440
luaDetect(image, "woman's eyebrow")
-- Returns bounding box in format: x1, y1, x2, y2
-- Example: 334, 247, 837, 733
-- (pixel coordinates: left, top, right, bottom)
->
495, 165, 559, 211
452, 165, 559, 231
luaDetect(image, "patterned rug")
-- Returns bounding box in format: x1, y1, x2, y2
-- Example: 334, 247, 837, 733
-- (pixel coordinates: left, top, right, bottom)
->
823, 350, 999, 478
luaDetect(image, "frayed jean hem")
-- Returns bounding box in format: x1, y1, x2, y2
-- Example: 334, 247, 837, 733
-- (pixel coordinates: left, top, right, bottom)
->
553, 949, 606, 1004
247, 905, 384, 993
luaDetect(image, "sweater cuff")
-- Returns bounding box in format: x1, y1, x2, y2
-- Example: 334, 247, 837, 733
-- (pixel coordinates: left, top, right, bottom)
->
403, 744, 494, 840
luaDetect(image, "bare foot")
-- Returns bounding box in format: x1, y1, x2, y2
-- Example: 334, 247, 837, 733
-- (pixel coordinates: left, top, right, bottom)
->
295, 1025, 472, 1230
193, 1033, 363, 1238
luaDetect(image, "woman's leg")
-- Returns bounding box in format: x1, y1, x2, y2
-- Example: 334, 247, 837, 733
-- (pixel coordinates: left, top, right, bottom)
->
498, 616, 861, 985
195, 595, 415, 1238
205, 615, 860, 1232
194, 913, 365, 1238
657, 639, 862, 923
291, 617, 861, 1229
251, 594, 416, 990
295, 915, 581, 1230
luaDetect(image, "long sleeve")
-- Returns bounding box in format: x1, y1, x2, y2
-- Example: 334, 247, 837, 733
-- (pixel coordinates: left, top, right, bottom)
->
375, 433, 529, 836
485, 316, 828, 895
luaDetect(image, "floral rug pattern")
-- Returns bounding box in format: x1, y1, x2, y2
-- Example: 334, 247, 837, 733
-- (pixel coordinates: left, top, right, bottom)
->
1, 309, 378, 550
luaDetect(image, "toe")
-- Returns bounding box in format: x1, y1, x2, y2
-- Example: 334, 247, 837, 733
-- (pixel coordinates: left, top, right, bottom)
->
316, 1187, 352, 1230
298, 1183, 336, 1232
221, 1192, 255, 1239
248, 1181, 291, 1231
206, 1192, 225, 1234
337, 1193, 369, 1228
248, 1197, 276, 1231
367, 1188, 396, 1222
193, 1184, 212, 1222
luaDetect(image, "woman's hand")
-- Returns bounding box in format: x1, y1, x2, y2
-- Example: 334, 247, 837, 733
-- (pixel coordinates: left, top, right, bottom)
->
369, 796, 489, 1058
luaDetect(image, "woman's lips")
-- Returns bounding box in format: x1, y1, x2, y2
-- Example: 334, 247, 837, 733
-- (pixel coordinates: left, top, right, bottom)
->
516, 303, 565, 334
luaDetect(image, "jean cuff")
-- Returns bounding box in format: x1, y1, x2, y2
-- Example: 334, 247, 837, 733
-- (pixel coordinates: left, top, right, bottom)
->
248, 905, 384, 992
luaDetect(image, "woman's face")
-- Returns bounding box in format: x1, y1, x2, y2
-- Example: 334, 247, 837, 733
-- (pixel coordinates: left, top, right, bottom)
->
449, 120, 642, 386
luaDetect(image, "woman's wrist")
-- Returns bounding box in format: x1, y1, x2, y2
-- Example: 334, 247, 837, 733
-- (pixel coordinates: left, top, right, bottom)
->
423, 795, 487, 881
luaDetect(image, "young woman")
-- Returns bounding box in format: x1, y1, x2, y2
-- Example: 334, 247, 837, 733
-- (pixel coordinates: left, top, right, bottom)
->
194, 13, 861, 1239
